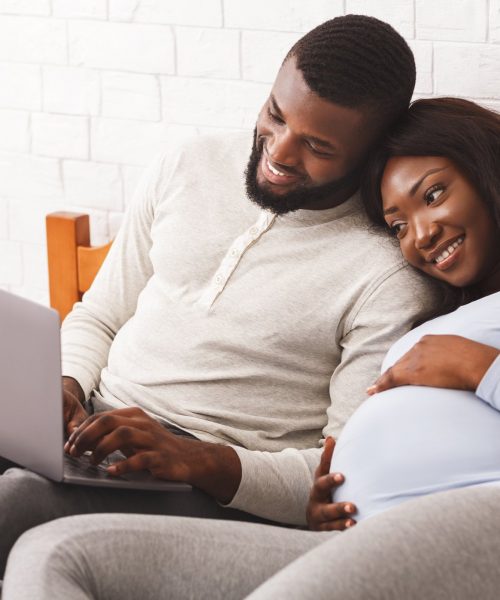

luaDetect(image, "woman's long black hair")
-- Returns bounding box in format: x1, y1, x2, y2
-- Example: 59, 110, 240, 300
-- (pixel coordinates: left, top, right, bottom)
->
361, 97, 500, 318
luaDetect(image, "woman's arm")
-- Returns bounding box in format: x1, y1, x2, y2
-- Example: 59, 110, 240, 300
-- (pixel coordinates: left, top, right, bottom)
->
366, 335, 500, 397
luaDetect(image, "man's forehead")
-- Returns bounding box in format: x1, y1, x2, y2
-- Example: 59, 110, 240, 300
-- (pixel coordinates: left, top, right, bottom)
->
270, 59, 368, 142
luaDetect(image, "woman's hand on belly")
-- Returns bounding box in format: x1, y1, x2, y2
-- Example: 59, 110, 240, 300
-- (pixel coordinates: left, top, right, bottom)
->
366, 335, 500, 396
306, 437, 357, 531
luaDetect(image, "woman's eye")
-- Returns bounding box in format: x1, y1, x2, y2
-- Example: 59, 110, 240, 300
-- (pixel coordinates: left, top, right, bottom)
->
388, 222, 406, 237
425, 185, 445, 204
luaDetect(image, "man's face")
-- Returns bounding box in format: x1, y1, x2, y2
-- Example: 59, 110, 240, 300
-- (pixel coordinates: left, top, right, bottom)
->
246, 56, 379, 214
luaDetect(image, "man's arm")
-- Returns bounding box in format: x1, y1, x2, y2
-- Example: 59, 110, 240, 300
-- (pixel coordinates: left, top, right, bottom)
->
222, 266, 443, 524
61, 152, 170, 400
67, 265, 441, 525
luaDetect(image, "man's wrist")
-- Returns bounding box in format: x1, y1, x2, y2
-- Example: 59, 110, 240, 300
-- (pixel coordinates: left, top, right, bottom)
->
62, 376, 85, 405
186, 441, 242, 504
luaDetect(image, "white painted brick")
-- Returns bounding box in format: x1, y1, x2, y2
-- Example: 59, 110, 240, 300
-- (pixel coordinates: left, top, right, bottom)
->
176, 27, 240, 79
108, 211, 124, 238
68, 21, 175, 75
0, 110, 29, 152
0, 16, 66, 64
63, 160, 123, 211
434, 43, 500, 97
0, 63, 41, 110
21, 242, 48, 291
407, 41, 433, 95
0, 152, 63, 201
491, 0, 500, 43
120, 124, 198, 204
102, 72, 160, 121
0, 197, 8, 238
416, 0, 487, 42
161, 77, 269, 128
109, 0, 222, 27
10, 283, 49, 306
242, 31, 301, 83
91, 117, 168, 166
0, 0, 50, 16
53, 0, 107, 19
9, 198, 63, 244
43, 66, 100, 116
0, 239, 22, 285
121, 164, 144, 206
32, 113, 89, 160
66, 207, 109, 246
345, 0, 414, 38
479, 99, 500, 112
224, 0, 343, 32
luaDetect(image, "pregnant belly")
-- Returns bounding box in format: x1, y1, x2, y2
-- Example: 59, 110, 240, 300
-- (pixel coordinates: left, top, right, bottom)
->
331, 387, 500, 521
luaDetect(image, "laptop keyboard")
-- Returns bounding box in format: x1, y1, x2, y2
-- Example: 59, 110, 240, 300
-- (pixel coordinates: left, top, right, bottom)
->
64, 452, 127, 480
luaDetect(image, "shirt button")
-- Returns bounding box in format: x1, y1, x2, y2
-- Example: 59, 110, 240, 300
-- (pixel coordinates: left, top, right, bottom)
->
215, 274, 223, 284
230, 248, 239, 257
249, 226, 258, 236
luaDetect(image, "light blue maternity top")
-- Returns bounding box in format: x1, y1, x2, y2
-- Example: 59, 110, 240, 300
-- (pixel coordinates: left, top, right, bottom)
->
331, 291, 500, 521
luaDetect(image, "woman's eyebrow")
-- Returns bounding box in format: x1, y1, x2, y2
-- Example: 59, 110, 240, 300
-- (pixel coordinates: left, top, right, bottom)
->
383, 205, 399, 216
409, 167, 449, 197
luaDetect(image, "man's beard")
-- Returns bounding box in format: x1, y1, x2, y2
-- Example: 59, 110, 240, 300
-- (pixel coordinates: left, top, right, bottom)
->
244, 129, 362, 215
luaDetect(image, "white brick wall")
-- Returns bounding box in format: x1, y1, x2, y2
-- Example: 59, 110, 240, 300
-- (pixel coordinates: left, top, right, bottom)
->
0, 0, 498, 301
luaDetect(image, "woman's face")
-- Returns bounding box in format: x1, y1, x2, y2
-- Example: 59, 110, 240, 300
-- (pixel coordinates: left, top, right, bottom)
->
381, 156, 500, 290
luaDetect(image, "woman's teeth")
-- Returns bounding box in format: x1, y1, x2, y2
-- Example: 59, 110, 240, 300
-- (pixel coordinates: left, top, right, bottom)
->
434, 236, 464, 263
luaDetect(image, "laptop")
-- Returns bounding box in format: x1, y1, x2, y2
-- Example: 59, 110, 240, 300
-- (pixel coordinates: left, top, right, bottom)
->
0, 288, 191, 492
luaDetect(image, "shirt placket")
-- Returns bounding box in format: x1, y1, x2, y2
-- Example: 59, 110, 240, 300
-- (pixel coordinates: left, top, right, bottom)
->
197, 211, 276, 310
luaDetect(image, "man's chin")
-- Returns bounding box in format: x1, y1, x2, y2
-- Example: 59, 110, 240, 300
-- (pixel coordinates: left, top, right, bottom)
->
246, 181, 308, 215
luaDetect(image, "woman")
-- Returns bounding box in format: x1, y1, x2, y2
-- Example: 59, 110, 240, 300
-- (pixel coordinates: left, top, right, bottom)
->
3, 98, 500, 600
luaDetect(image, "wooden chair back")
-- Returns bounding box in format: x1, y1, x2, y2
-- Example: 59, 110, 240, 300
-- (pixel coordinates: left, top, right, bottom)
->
46, 212, 112, 321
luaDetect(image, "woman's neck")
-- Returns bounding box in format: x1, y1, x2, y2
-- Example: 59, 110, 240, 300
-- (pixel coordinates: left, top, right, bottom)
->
477, 261, 500, 297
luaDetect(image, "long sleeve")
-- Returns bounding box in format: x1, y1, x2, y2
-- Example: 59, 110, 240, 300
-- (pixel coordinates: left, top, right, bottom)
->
60, 152, 172, 399
226, 267, 441, 525
476, 354, 500, 411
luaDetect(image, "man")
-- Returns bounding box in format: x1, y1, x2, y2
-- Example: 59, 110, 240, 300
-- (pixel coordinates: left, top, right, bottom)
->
0, 14, 439, 577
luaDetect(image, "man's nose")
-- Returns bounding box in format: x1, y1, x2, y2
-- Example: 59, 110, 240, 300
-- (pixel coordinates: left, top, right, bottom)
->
414, 218, 441, 249
266, 130, 300, 168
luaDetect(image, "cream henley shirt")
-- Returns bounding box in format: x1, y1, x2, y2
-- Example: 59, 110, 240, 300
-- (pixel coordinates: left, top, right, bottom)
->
61, 131, 440, 525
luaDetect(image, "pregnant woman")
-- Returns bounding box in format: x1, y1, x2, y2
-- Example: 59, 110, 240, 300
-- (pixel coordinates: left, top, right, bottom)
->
3, 98, 500, 600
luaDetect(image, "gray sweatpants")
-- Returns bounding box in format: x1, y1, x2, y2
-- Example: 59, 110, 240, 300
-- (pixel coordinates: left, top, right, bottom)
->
4, 484, 500, 600
0, 466, 276, 579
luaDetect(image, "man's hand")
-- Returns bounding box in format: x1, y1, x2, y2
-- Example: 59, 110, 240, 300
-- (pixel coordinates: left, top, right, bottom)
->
64, 406, 242, 503
62, 377, 88, 437
306, 437, 356, 531
366, 335, 500, 396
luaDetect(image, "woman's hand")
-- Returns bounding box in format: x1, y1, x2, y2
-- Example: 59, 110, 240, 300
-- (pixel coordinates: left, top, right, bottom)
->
306, 437, 357, 531
367, 335, 500, 395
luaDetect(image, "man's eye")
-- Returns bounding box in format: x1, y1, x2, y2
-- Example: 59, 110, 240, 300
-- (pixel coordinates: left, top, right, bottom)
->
267, 108, 284, 124
306, 141, 333, 157
425, 185, 445, 204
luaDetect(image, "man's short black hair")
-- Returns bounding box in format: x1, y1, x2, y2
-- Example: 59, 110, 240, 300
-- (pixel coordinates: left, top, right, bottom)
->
287, 14, 416, 129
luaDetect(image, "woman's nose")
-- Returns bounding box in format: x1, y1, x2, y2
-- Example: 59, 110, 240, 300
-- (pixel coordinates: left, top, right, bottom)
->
414, 219, 441, 249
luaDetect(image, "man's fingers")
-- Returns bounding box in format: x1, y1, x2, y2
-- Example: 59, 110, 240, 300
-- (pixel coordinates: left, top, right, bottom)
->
318, 500, 356, 522
317, 436, 336, 477
90, 428, 154, 465
107, 452, 159, 477
310, 472, 344, 501
66, 414, 133, 456
317, 518, 357, 532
